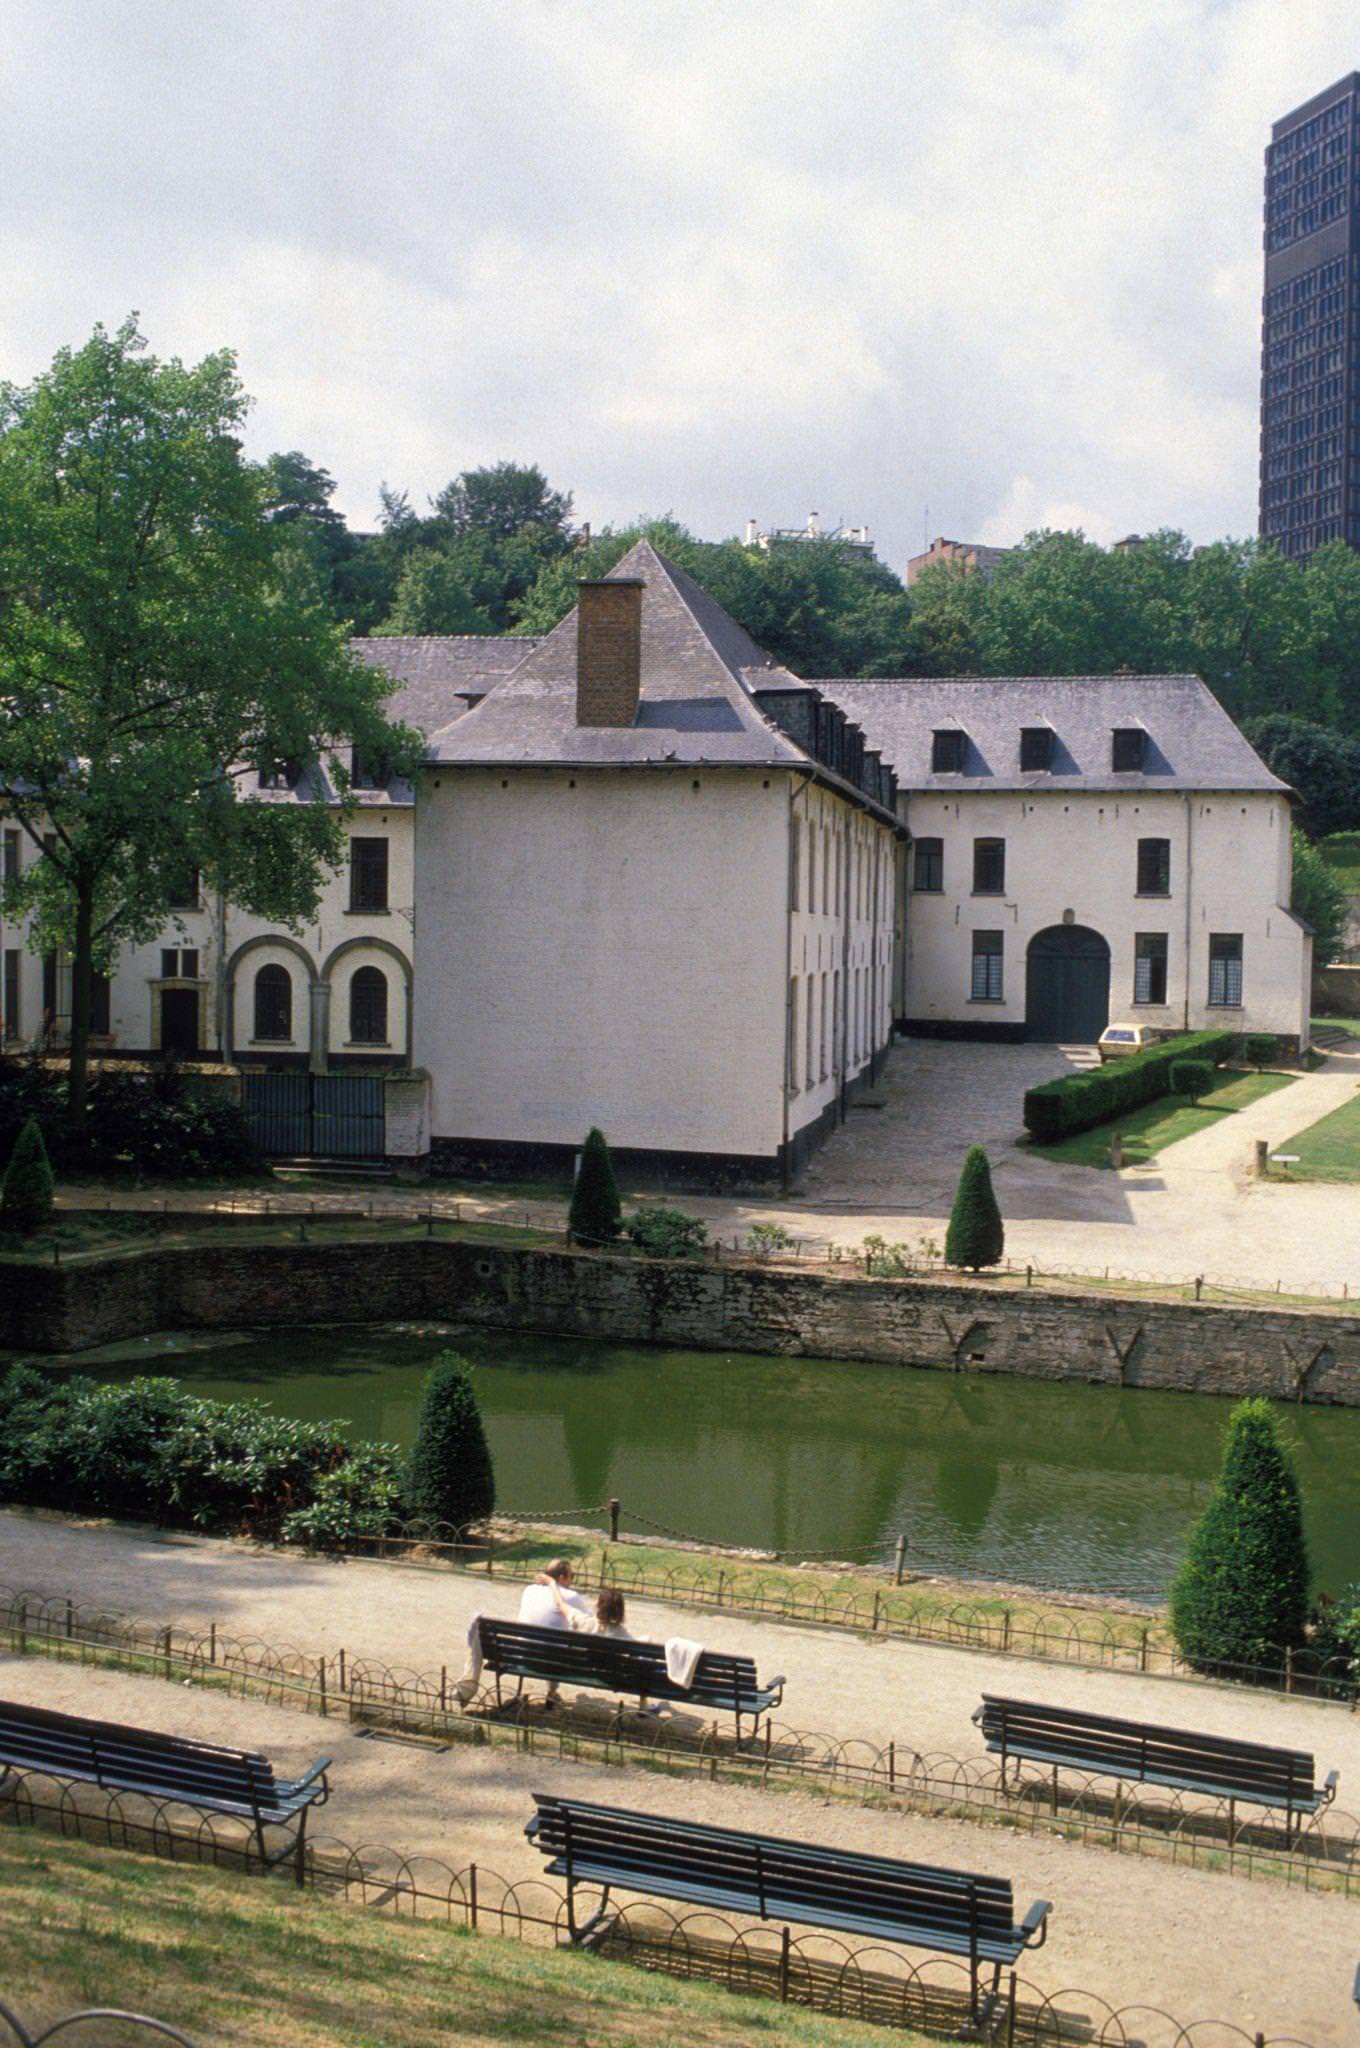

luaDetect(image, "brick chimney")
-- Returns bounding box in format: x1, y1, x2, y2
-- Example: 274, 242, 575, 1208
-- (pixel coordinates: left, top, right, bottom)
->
576, 578, 643, 727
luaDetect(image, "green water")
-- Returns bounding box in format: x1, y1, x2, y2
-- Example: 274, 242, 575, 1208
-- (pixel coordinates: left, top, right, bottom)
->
49, 1326, 1360, 1595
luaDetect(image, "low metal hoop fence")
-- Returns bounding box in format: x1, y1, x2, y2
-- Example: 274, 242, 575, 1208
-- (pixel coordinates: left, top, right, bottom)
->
5, 1585, 1358, 1896
0, 1766, 1323, 2048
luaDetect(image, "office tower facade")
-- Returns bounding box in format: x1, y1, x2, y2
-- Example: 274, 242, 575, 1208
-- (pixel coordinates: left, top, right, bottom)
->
1260, 73, 1360, 561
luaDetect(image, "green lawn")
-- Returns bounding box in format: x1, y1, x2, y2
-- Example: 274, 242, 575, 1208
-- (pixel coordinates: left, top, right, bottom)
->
0, 1829, 921, 2048
1031, 1068, 1296, 1169
1319, 832, 1360, 893
1313, 1014, 1360, 1039
1282, 1085, 1360, 1182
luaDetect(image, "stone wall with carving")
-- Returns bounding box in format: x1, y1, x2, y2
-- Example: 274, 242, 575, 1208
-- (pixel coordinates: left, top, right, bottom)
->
7, 1237, 1358, 1405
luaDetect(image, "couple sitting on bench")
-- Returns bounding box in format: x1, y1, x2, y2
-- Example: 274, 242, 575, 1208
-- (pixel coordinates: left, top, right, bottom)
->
518, 1558, 665, 1712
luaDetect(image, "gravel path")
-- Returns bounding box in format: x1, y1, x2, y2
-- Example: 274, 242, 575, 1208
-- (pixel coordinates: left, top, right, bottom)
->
1, 1513, 1357, 2040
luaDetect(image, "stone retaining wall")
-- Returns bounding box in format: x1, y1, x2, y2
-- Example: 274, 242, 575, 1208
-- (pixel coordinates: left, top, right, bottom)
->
7, 1238, 1360, 1406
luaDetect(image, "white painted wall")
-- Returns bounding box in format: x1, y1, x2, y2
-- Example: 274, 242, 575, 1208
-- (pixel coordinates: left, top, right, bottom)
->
900, 788, 1309, 1041
0, 810, 414, 1065
785, 782, 897, 1144
416, 767, 799, 1160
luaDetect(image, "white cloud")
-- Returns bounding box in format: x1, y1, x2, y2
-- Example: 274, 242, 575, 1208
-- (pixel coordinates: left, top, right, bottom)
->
1, 0, 1357, 574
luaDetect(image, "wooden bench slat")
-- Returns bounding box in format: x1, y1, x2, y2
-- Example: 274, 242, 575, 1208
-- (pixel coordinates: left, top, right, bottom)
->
975, 1695, 1330, 1814
478, 1621, 782, 1723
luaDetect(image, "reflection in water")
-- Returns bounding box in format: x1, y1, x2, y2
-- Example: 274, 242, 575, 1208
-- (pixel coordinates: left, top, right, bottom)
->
52, 1327, 1360, 1595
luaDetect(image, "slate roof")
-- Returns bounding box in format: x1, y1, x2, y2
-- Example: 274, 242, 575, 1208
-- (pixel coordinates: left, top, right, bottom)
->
425, 540, 814, 770
348, 634, 543, 735
812, 675, 1290, 795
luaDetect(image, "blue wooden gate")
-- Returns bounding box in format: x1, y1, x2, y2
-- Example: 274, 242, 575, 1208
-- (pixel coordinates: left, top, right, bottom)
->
243, 1074, 386, 1158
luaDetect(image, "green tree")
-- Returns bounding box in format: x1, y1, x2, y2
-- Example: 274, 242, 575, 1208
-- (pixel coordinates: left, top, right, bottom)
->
944, 1145, 1004, 1270
513, 518, 915, 676
433, 461, 573, 544
405, 1351, 496, 1533
569, 1126, 622, 1245
0, 319, 418, 1118
1170, 1398, 1310, 1671
1291, 827, 1349, 965
374, 547, 496, 635
1170, 1058, 1213, 1104
0, 1117, 54, 1234
1243, 714, 1360, 839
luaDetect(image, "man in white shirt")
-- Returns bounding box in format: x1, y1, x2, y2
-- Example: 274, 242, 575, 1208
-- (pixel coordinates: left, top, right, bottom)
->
517, 1559, 589, 1702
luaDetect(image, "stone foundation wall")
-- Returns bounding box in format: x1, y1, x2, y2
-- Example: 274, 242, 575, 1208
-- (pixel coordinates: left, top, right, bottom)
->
8, 1238, 1360, 1406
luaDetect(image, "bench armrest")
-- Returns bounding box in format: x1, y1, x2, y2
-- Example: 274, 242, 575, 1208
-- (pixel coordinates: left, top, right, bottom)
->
1352, 1960, 1360, 2008
1322, 1769, 1340, 1806
970, 1704, 983, 1728
280, 1757, 332, 1806
1018, 1899, 1051, 1949
525, 1814, 541, 1842
766, 1675, 787, 1704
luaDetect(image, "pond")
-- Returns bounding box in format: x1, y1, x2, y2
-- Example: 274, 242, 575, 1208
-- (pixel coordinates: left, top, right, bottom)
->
47, 1325, 1360, 1598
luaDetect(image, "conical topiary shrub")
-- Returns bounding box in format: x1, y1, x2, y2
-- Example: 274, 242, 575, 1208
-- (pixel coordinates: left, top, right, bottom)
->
405, 1351, 495, 1536
1170, 1397, 1310, 1674
569, 1126, 621, 1246
1, 1118, 55, 1236
944, 1145, 1003, 1271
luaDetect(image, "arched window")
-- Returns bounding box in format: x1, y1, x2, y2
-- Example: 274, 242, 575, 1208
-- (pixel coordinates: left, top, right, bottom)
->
350, 965, 388, 1045
254, 963, 292, 1042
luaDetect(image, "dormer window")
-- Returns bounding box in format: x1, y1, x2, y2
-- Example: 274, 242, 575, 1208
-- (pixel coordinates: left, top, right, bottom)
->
931, 729, 967, 773
1111, 727, 1146, 773
258, 758, 303, 791
350, 748, 390, 791
1019, 726, 1054, 772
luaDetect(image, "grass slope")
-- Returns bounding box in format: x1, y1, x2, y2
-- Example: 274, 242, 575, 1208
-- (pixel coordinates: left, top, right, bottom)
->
0, 1829, 916, 2048
1284, 1088, 1360, 1183
1030, 1069, 1293, 1169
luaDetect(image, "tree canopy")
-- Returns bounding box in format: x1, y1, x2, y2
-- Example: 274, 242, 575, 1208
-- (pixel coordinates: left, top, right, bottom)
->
0, 318, 417, 1114
1242, 714, 1360, 840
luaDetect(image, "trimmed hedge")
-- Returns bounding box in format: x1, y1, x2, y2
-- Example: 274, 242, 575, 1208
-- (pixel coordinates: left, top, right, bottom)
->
1023, 1030, 1236, 1144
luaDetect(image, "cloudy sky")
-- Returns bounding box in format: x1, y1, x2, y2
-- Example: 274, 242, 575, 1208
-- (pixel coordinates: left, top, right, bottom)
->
2, 0, 1357, 573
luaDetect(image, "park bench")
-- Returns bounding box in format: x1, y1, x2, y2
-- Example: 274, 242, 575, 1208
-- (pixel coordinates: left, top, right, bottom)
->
0, 1697, 331, 1882
525, 1791, 1050, 2026
973, 1694, 1337, 1836
477, 1618, 785, 1738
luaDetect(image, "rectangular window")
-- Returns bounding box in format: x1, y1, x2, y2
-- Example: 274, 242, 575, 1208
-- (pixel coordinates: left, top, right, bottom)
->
789, 817, 800, 910
1136, 837, 1170, 895
912, 838, 943, 892
91, 972, 110, 1036
1019, 726, 1054, 771
180, 948, 199, 980
3, 949, 19, 1040
167, 867, 200, 910
351, 748, 390, 790
806, 977, 816, 1087
258, 758, 303, 791
819, 975, 829, 1080
1134, 933, 1168, 1005
350, 837, 389, 911
931, 729, 966, 773
2, 829, 19, 885
972, 837, 1005, 894
161, 948, 179, 980
1112, 727, 1147, 772
1209, 933, 1244, 1007
971, 930, 1004, 1001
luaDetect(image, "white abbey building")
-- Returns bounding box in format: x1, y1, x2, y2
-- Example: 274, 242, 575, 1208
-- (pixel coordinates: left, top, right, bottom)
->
0, 541, 1311, 1188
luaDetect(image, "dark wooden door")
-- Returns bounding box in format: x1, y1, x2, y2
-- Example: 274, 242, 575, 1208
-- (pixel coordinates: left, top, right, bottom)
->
1025, 926, 1110, 1043
160, 987, 200, 1055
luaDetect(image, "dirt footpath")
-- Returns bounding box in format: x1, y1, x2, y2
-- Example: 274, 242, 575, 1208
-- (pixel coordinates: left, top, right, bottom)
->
4, 1513, 1357, 1782
3, 1515, 1358, 2037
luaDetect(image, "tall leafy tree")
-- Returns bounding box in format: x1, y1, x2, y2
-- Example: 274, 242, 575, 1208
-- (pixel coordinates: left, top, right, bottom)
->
1291, 828, 1350, 965
432, 461, 573, 544
0, 319, 418, 1118
1243, 714, 1360, 839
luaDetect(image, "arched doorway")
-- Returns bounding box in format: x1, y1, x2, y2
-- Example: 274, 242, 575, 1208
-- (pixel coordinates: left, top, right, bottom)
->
1025, 925, 1111, 1043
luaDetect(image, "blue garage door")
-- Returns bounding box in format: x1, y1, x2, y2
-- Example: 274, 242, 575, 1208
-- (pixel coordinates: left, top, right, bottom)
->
1025, 926, 1111, 1044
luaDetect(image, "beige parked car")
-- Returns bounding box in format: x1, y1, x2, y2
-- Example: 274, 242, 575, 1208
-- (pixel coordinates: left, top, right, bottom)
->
1097, 1023, 1157, 1061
